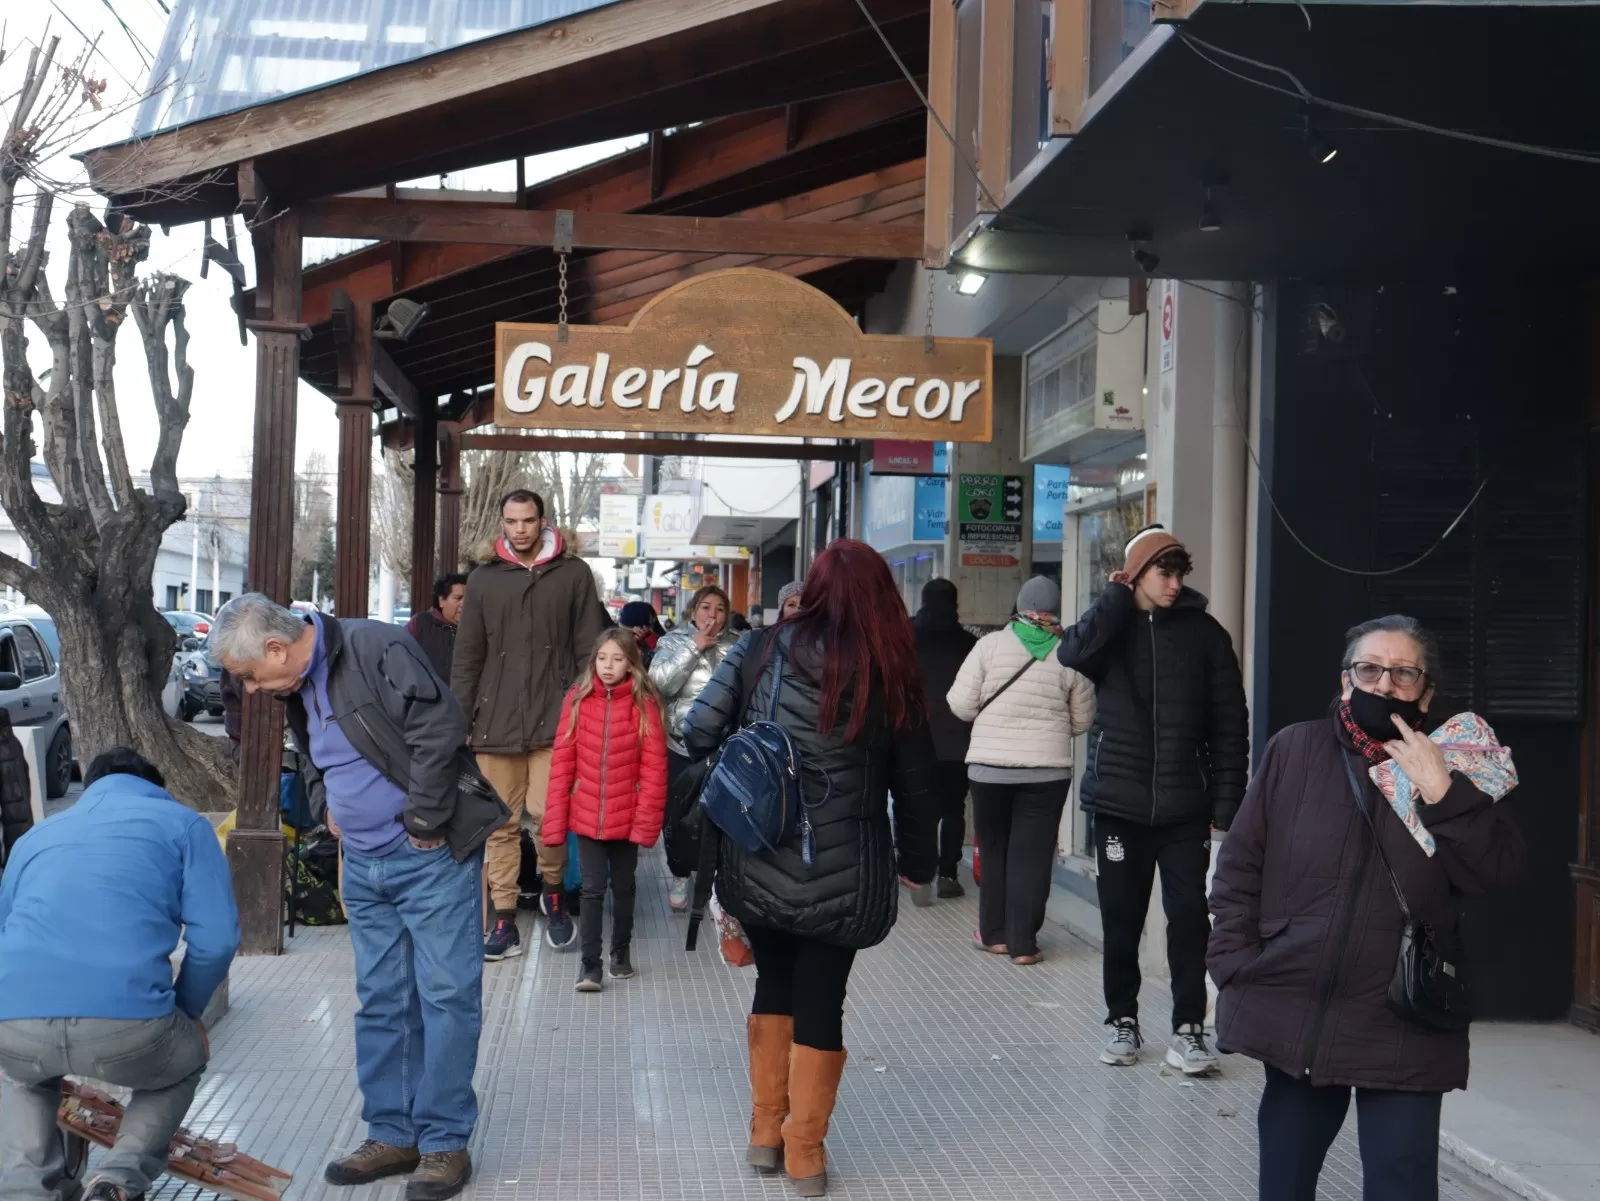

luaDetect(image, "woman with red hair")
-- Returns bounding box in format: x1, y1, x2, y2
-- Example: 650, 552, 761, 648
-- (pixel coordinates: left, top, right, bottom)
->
682, 538, 938, 1198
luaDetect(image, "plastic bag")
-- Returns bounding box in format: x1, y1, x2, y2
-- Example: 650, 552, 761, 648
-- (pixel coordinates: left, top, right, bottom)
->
708, 890, 754, 968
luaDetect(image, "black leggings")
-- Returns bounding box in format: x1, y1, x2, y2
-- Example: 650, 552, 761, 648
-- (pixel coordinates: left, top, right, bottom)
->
575, 836, 639, 965
745, 924, 858, 1052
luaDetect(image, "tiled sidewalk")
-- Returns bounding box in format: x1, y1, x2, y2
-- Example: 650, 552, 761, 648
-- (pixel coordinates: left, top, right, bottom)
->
150, 849, 1500, 1201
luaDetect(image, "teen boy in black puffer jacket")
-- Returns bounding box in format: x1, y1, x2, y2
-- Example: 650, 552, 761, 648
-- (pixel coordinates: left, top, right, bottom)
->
1057, 524, 1247, 1075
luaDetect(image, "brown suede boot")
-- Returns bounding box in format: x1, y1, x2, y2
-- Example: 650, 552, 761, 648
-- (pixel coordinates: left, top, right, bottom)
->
782, 1045, 848, 1197
746, 1014, 794, 1171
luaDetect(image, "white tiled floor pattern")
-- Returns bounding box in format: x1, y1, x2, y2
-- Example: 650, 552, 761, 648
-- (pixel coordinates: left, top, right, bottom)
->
147, 849, 1496, 1201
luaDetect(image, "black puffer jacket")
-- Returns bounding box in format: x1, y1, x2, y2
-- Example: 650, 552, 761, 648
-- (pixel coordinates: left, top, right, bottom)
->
912, 597, 978, 763
1057, 583, 1249, 830
682, 627, 939, 949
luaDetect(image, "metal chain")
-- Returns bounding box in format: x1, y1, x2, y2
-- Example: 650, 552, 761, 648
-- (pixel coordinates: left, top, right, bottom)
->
923, 269, 935, 353
557, 251, 570, 343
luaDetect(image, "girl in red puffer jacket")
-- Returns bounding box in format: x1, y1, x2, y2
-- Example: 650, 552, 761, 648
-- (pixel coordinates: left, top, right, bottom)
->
545, 629, 669, 992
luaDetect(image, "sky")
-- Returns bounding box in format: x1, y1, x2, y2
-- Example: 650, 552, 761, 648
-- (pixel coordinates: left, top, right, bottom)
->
4, 1, 643, 484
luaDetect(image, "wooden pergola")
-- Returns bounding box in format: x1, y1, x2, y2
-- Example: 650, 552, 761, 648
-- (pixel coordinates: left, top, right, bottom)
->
82, 0, 931, 953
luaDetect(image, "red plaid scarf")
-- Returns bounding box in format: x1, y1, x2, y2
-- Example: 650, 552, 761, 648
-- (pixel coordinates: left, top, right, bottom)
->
1338, 699, 1390, 764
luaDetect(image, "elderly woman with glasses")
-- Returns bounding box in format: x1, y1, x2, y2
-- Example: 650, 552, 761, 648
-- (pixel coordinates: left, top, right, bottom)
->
1208, 615, 1526, 1201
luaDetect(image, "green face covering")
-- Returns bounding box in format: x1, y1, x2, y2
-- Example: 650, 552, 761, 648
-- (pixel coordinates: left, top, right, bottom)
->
1010, 618, 1059, 660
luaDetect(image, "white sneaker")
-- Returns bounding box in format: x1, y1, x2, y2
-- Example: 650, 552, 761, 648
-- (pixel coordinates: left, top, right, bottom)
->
668, 876, 690, 912
1100, 1018, 1142, 1066
1166, 1024, 1220, 1076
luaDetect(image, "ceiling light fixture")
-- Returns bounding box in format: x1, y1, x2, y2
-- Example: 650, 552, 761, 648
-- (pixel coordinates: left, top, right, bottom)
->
1199, 186, 1222, 233
957, 272, 987, 295
375, 297, 431, 343
1302, 104, 1338, 165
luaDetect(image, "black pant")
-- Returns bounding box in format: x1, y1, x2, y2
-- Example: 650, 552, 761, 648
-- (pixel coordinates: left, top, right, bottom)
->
575, 835, 639, 966
1093, 812, 1211, 1029
745, 924, 858, 1051
968, 777, 1070, 957
1258, 1065, 1442, 1201
666, 749, 694, 881
933, 764, 969, 878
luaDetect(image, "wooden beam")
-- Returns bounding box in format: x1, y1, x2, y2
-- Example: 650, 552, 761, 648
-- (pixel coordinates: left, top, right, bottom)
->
234, 209, 301, 956
924, 0, 956, 266
82, 0, 927, 222
81, 0, 799, 201
411, 406, 438, 612
784, 104, 804, 152
978, 0, 1015, 207
459, 434, 863, 461
648, 130, 667, 202
1051, 0, 1091, 134
371, 338, 424, 419
301, 199, 925, 259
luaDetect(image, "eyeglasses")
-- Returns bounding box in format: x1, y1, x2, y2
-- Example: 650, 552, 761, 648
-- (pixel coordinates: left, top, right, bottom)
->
1346, 661, 1427, 689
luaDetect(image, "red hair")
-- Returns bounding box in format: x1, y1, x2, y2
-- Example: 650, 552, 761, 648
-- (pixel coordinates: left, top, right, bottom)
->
781, 538, 924, 741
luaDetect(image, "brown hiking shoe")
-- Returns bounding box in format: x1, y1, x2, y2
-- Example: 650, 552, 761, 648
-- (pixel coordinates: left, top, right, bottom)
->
324, 1139, 420, 1185
406, 1150, 473, 1201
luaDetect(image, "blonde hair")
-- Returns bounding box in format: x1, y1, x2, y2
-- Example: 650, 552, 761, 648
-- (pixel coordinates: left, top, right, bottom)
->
561, 628, 664, 742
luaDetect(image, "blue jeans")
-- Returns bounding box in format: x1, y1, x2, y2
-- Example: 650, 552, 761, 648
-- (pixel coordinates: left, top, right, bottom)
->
0, 1012, 207, 1200
342, 840, 484, 1154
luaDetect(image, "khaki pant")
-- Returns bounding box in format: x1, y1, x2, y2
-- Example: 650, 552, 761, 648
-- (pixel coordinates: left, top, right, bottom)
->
478, 749, 565, 913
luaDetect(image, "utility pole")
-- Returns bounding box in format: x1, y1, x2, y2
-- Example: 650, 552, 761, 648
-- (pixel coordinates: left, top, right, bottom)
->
188, 488, 201, 610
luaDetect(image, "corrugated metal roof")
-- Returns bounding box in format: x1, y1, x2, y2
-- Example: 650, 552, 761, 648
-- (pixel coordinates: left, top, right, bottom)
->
135, 0, 620, 137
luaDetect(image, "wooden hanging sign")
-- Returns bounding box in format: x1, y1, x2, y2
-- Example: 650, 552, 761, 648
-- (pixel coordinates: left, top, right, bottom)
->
495, 268, 992, 443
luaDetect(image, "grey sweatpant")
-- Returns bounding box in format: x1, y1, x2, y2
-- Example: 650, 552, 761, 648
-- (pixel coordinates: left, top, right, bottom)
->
0, 1012, 207, 1200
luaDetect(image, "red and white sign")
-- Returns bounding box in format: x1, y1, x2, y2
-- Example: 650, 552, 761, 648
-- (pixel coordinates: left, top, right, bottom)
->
871, 440, 936, 475
1159, 286, 1176, 374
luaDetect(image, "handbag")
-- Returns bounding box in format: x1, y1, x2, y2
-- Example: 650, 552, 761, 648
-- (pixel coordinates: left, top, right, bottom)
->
1340, 754, 1472, 1032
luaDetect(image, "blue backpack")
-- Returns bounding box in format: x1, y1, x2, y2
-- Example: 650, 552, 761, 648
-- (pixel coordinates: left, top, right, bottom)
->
698, 637, 827, 864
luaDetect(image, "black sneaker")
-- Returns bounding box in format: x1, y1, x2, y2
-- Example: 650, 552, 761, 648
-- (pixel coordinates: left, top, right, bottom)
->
545, 888, 576, 950
608, 946, 636, 979
483, 917, 522, 962
937, 876, 966, 899
576, 960, 604, 992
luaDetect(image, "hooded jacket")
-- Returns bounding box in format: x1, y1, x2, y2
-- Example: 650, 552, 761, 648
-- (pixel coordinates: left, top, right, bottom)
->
1056, 583, 1249, 830
543, 676, 669, 846
911, 592, 978, 762
451, 528, 614, 754
649, 625, 742, 755
406, 607, 457, 683
681, 627, 939, 949
1209, 715, 1526, 1091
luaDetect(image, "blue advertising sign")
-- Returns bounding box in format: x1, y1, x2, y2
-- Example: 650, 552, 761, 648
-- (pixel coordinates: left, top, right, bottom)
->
1032, 464, 1071, 543
913, 476, 947, 542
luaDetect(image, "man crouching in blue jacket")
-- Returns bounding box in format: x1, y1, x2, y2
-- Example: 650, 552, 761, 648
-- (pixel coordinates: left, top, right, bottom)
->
0, 748, 239, 1201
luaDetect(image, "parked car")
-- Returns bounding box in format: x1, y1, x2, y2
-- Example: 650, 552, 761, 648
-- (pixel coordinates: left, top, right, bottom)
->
9, 605, 59, 660
162, 610, 213, 639
0, 614, 73, 798
177, 642, 225, 722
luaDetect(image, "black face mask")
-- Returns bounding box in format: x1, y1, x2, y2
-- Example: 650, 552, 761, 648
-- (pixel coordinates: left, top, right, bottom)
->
1346, 684, 1426, 741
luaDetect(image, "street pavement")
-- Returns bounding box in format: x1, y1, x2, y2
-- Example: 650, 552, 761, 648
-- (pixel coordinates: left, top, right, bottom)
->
133, 847, 1508, 1201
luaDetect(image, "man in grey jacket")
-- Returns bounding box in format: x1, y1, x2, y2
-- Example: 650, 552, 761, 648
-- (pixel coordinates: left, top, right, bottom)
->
214, 595, 507, 1201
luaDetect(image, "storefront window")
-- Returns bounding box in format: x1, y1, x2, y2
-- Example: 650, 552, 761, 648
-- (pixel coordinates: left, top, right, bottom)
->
888, 549, 944, 614
1024, 314, 1098, 459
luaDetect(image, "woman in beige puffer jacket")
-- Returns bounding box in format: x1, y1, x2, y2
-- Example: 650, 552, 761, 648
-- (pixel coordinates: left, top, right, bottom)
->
947, 576, 1095, 964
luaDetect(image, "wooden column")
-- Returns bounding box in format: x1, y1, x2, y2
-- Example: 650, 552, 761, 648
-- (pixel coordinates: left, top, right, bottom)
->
334, 397, 374, 617
235, 209, 303, 956
437, 427, 463, 575
411, 405, 438, 611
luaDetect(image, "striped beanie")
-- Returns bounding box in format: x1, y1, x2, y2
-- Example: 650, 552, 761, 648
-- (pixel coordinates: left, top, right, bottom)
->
1123, 524, 1186, 583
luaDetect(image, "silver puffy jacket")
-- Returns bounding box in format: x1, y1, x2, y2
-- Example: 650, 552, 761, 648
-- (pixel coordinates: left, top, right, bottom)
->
649, 626, 743, 754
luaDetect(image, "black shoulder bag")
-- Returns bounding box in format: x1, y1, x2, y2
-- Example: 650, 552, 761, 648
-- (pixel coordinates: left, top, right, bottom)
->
1340, 753, 1472, 1032
976, 655, 1040, 716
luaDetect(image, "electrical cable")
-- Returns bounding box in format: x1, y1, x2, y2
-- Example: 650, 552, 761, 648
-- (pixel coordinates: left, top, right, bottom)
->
96, 0, 155, 68
846, 0, 1005, 215
1177, 31, 1600, 167
1215, 286, 1489, 577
